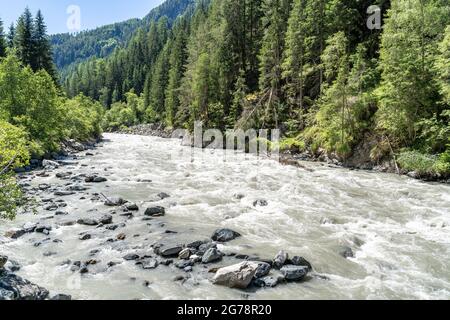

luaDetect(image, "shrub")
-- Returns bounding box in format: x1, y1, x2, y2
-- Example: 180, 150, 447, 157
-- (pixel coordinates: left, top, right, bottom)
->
397, 150, 450, 177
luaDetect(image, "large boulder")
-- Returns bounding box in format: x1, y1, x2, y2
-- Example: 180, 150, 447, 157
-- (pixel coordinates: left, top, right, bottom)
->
0, 272, 49, 300
211, 228, 241, 242
77, 218, 99, 226
158, 246, 183, 258
212, 261, 260, 289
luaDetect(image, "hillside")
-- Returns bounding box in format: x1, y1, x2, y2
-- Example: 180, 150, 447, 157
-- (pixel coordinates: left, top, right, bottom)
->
50, 0, 196, 72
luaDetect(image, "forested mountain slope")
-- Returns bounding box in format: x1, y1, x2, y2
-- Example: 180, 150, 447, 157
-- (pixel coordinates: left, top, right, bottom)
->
51, 0, 195, 72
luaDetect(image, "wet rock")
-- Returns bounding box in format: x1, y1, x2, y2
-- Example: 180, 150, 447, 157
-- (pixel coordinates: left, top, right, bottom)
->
202, 248, 223, 264
158, 246, 183, 258
116, 233, 126, 240
77, 218, 99, 226
158, 192, 170, 199
59, 220, 77, 227
67, 185, 88, 191
0, 255, 7, 269
179, 248, 192, 260
273, 250, 289, 269
55, 211, 68, 216
175, 260, 194, 269
173, 275, 185, 282
35, 224, 52, 234
253, 199, 268, 207
38, 184, 51, 191
289, 256, 312, 271
254, 262, 271, 279
85, 175, 107, 183
190, 255, 202, 263
104, 197, 127, 207
0, 272, 49, 300
126, 203, 139, 211
211, 229, 241, 242
253, 275, 283, 288
44, 203, 58, 211
138, 258, 159, 270
22, 222, 38, 233
187, 240, 206, 250
99, 214, 113, 225
43, 251, 57, 257
107, 261, 121, 268
198, 242, 217, 255
79, 234, 92, 241
212, 261, 260, 289
43, 160, 59, 169
4, 229, 26, 239
54, 191, 76, 196
51, 294, 72, 300
339, 246, 354, 259
79, 266, 89, 274
280, 265, 309, 281
123, 254, 140, 261
56, 172, 72, 179
144, 206, 165, 217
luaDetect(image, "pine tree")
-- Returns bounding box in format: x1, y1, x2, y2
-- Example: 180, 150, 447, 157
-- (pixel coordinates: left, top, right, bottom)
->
0, 18, 6, 58
15, 7, 35, 68
258, 0, 292, 127
282, 0, 308, 113
33, 10, 57, 81
7, 23, 15, 48
165, 20, 188, 127
376, 0, 449, 145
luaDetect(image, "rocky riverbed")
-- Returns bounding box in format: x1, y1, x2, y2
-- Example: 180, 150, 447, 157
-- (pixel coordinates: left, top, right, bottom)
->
1, 133, 450, 300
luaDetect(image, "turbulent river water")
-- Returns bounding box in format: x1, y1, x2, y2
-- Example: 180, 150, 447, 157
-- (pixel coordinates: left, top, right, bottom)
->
1, 133, 450, 300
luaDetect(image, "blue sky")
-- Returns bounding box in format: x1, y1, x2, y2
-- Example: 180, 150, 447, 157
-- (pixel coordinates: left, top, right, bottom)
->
0, 0, 165, 35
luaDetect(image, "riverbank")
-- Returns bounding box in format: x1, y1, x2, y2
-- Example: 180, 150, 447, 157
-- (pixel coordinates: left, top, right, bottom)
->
112, 124, 449, 184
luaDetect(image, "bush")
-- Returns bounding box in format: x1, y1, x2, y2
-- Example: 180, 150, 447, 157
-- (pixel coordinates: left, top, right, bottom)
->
62, 95, 104, 141
0, 121, 30, 220
397, 150, 450, 177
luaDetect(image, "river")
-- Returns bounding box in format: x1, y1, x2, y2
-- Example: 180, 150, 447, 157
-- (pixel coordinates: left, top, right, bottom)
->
1, 133, 449, 300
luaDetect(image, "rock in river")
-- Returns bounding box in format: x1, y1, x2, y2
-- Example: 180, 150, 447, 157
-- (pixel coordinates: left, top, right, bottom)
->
158, 246, 183, 257
212, 261, 260, 289
280, 265, 309, 281
211, 228, 241, 242
77, 218, 99, 226
273, 250, 289, 269
99, 214, 113, 225
0, 255, 7, 269
202, 248, 223, 264
51, 294, 72, 300
4, 229, 25, 239
0, 271, 49, 300
144, 206, 165, 217
104, 197, 127, 207
254, 262, 271, 279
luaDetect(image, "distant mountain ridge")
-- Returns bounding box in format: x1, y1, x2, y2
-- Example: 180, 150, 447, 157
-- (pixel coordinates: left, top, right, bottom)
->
51, 0, 195, 71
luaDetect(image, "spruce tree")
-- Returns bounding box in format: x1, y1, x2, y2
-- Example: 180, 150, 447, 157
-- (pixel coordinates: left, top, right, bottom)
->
0, 18, 6, 58
7, 23, 15, 48
15, 7, 35, 68
282, 0, 308, 113
258, 0, 292, 127
34, 10, 57, 81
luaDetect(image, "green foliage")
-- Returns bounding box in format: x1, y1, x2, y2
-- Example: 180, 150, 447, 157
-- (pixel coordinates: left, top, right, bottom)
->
62, 95, 104, 141
0, 18, 6, 58
397, 150, 450, 177
0, 121, 30, 220
375, 0, 449, 145
278, 137, 306, 152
